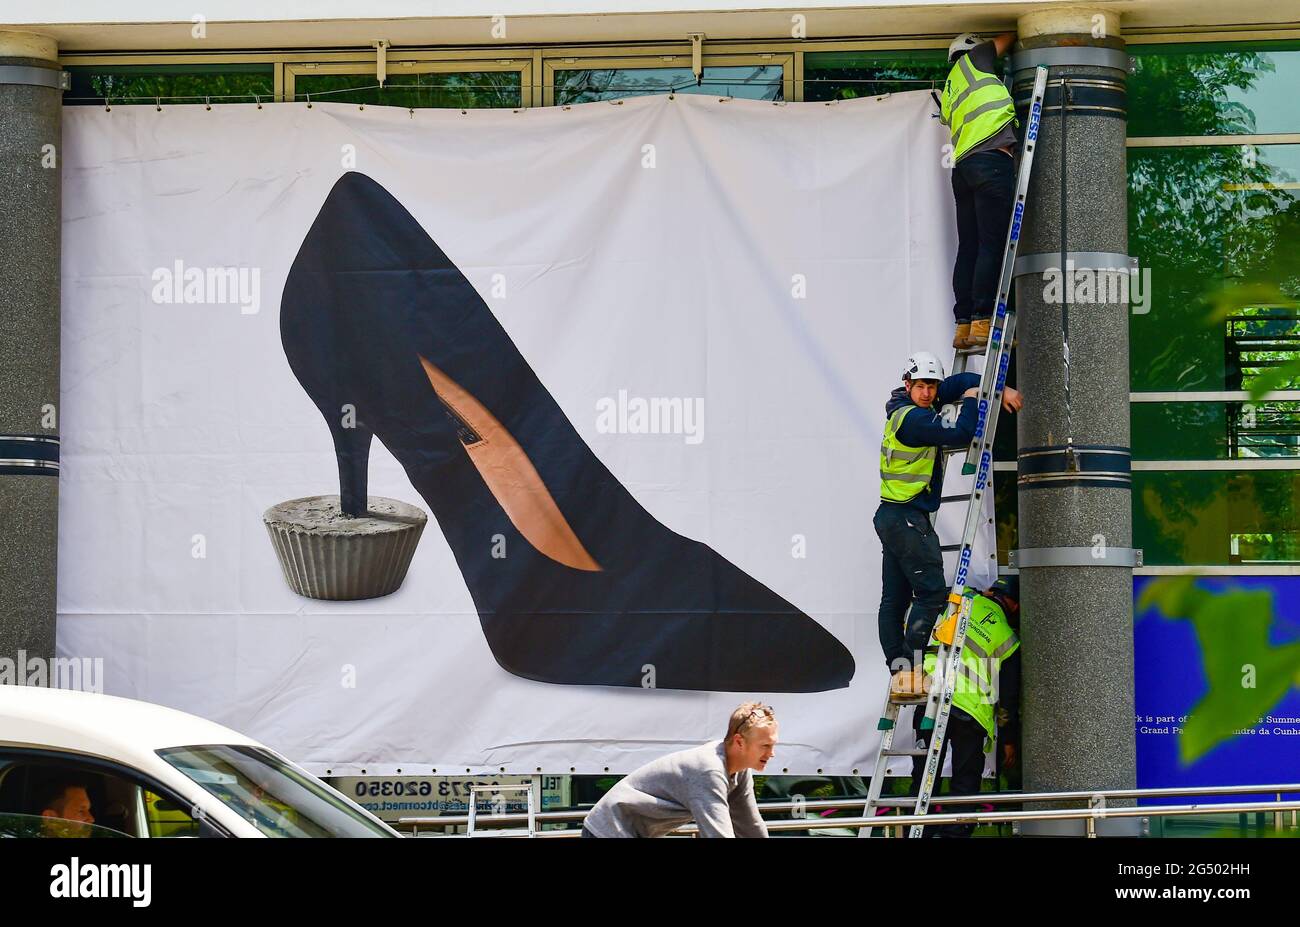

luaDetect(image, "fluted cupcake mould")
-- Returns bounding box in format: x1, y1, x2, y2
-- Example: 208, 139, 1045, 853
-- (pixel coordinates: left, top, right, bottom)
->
264, 495, 427, 600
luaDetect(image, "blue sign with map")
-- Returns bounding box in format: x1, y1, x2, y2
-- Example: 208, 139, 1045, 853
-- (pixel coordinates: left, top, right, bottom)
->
1135, 575, 1300, 802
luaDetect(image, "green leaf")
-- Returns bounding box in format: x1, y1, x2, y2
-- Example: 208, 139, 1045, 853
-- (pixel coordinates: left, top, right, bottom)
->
1178, 588, 1300, 765
1246, 357, 1300, 402
1136, 576, 1198, 618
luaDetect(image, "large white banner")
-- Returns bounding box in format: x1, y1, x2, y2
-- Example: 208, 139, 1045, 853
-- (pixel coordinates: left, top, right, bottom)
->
57, 92, 995, 775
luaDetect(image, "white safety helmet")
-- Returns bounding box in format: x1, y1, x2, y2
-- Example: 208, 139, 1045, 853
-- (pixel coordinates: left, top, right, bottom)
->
903, 351, 946, 383
948, 32, 982, 62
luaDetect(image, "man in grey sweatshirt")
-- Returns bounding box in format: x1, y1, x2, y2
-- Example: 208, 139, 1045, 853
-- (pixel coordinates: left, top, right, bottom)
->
581, 702, 776, 838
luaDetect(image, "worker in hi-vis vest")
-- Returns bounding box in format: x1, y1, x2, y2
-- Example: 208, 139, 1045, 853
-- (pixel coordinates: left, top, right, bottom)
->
909, 577, 1021, 837
875, 351, 1022, 700
940, 31, 1018, 351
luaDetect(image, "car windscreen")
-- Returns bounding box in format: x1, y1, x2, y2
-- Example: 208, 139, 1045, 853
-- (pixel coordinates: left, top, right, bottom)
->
156, 745, 393, 837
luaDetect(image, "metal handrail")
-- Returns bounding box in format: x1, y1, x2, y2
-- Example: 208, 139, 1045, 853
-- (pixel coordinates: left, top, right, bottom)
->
399, 781, 1300, 831
423, 798, 1300, 838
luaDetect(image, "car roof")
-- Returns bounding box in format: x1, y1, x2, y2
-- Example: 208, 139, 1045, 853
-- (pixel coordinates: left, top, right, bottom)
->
0, 686, 261, 769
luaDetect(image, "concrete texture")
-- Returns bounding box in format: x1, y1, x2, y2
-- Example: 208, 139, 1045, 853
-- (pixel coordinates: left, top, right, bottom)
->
1019, 7, 1121, 38
0, 41, 62, 668
1013, 23, 1138, 835
0, 480, 59, 659
265, 495, 428, 600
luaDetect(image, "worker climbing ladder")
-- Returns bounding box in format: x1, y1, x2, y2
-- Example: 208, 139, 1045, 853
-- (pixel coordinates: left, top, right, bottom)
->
860, 65, 1048, 838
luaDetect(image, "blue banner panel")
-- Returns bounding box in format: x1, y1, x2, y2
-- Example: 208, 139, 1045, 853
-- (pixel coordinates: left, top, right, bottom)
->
1135, 575, 1300, 803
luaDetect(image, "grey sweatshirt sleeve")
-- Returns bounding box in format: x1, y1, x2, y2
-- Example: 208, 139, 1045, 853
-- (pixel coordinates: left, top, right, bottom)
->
729, 773, 769, 838
686, 769, 738, 837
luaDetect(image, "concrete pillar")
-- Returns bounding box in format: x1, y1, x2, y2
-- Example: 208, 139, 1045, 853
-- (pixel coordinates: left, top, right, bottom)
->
1010, 9, 1139, 835
0, 32, 63, 674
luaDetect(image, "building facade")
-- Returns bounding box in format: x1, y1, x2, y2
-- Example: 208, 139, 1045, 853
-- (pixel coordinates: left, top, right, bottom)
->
3, 2, 1298, 834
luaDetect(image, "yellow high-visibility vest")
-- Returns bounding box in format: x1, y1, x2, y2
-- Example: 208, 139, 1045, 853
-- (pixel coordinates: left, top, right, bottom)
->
880, 406, 937, 503
924, 592, 1020, 738
941, 53, 1017, 163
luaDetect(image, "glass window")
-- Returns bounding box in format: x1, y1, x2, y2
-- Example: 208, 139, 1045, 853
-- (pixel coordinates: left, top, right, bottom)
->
992, 409, 1018, 462
159, 744, 395, 837
1225, 309, 1300, 393
994, 456, 1300, 566
1128, 144, 1300, 391
142, 787, 202, 837
1134, 469, 1300, 565
0, 756, 168, 838
65, 64, 274, 105
1133, 400, 1300, 459
1129, 41, 1300, 137
994, 469, 1017, 566
990, 348, 1021, 462
293, 71, 523, 109
554, 65, 782, 104
996, 459, 1300, 567
803, 50, 950, 102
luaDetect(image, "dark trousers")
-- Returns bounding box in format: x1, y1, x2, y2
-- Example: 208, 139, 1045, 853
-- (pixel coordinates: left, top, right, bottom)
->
908, 707, 987, 837
873, 501, 948, 669
951, 150, 1016, 324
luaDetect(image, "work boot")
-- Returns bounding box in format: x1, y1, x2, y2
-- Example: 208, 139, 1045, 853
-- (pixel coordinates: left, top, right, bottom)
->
889, 667, 930, 701
966, 318, 991, 349
952, 322, 970, 349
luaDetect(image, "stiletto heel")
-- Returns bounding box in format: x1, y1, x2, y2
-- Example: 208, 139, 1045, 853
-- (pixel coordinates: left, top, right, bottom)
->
279, 171, 855, 692
328, 416, 373, 517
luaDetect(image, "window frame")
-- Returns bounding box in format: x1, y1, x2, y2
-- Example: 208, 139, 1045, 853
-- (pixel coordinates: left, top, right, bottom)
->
542, 52, 794, 106
285, 57, 533, 108
1120, 42, 1300, 572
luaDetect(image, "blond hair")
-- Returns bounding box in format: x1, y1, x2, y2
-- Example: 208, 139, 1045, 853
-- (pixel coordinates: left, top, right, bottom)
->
725, 702, 776, 741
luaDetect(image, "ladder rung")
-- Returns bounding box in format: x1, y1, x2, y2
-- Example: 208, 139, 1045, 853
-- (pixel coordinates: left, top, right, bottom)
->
881, 748, 929, 757
940, 544, 962, 553
888, 695, 930, 706
874, 797, 918, 807
468, 828, 534, 837
939, 494, 969, 504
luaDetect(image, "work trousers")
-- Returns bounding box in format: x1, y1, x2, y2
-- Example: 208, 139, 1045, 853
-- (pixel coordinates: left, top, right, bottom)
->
909, 706, 987, 838
951, 149, 1016, 324
873, 501, 948, 669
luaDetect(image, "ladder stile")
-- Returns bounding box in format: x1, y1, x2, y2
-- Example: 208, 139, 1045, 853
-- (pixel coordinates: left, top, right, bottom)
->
964, 64, 1046, 474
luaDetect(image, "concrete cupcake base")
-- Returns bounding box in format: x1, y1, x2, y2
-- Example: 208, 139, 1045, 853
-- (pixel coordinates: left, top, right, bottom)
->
264, 495, 427, 600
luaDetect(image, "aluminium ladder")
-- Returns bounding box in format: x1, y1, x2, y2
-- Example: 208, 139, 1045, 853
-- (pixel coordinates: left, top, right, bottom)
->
860, 65, 1048, 838
466, 781, 539, 837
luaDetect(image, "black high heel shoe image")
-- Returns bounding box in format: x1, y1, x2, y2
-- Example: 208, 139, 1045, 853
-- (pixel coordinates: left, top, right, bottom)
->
278, 171, 855, 692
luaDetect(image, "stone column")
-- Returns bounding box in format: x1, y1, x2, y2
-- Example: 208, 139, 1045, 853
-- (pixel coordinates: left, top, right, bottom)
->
0, 32, 64, 674
1010, 9, 1139, 835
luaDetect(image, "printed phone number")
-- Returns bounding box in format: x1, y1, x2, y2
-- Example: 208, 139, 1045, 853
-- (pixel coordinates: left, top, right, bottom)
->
353, 780, 507, 799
